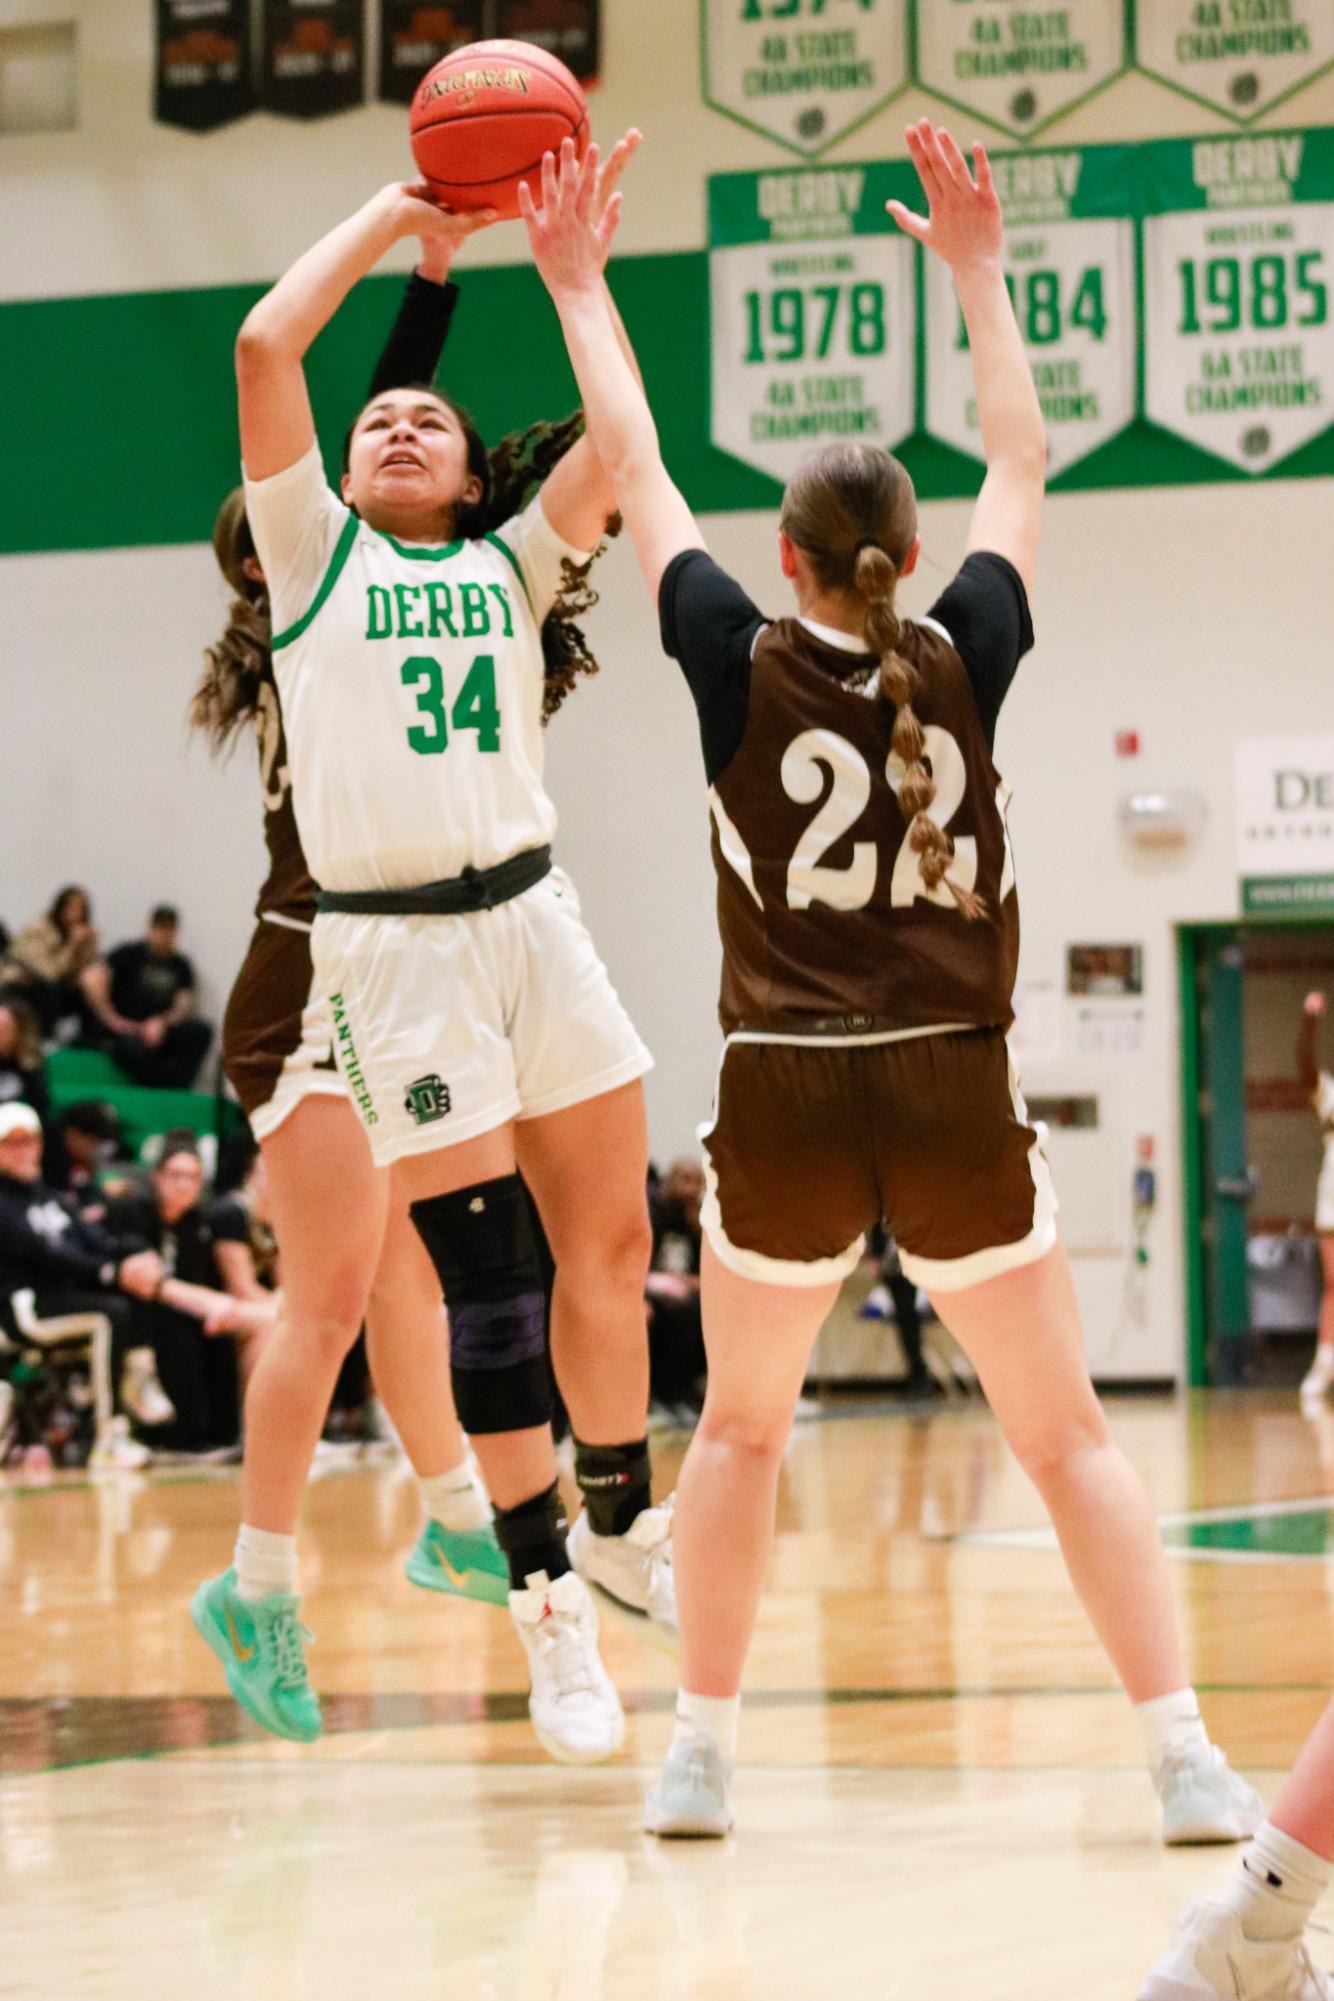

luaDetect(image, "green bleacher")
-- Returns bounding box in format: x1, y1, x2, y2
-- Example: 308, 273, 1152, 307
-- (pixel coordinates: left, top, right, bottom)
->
46, 1047, 244, 1158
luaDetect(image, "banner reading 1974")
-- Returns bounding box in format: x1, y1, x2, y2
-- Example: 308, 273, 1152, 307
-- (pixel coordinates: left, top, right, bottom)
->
701, 0, 908, 158
708, 162, 919, 485
1142, 129, 1334, 475
922, 144, 1137, 477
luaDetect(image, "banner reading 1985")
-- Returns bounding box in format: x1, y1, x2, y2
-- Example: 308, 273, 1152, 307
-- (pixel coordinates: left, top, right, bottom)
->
922, 144, 1137, 476
708, 162, 919, 484
1142, 129, 1334, 474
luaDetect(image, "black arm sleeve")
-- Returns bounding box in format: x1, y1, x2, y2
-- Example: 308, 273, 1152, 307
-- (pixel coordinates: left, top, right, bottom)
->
366, 273, 460, 400
658, 550, 766, 786
926, 551, 1034, 750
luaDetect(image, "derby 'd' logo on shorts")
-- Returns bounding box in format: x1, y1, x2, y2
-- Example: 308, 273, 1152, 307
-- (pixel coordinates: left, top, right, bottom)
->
404, 1074, 451, 1126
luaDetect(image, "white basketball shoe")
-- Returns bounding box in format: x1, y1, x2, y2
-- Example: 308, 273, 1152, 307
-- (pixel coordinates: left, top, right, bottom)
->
508, 1569, 625, 1765
1139, 1899, 1334, 2000
569, 1498, 676, 1645
1154, 1744, 1265, 1845
644, 1727, 735, 1839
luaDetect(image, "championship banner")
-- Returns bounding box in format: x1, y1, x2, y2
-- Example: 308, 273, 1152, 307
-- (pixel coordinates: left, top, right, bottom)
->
1135, 1, 1334, 125
379, 4, 485, 107
913, 0, 1127, 142
922, 145, 1137, 477
1142, 130, 1334, 475
496, 0, 601, 83
707, 162, 918, 485
259, 0, 364, 119
700, 0, 908, 159
155, 0, 252, 131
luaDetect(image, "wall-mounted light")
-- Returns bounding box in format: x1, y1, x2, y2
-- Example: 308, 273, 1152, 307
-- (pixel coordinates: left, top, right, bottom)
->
1117, 789, 1207, 849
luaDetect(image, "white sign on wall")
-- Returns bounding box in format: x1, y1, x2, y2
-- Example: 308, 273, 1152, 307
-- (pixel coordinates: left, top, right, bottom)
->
1137, 0, 1334, 124
1237, 736, 1334, 918
700, 0, 908, 158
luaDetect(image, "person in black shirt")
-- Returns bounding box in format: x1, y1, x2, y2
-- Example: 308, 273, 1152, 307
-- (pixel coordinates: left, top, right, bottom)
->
523, 125, 1258, 1845
0, 999, 48, 1123
83, 906, 213, 1090
646, 1157, 707, 1424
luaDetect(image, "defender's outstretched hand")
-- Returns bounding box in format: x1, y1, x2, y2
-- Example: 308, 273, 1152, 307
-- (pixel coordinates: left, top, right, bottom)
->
887, 120, 1003, 273
593, 128, 642, 226
519, 138, 623, 296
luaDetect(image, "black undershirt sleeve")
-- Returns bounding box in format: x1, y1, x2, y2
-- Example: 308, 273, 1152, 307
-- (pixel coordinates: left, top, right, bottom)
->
658, 550, 766, 786
366, 273, 460, 400
926, 551, 1035, 750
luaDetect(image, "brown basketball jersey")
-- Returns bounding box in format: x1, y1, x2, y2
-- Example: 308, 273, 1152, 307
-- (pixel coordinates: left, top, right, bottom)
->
252, 671, 317, 924
660, 550, 1031, 1038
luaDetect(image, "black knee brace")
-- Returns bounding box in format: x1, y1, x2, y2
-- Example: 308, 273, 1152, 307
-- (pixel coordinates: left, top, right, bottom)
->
410, 1175, 551, 1435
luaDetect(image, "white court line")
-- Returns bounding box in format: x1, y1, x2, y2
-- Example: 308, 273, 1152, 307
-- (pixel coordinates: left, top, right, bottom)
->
954, 1494, 1334, 1564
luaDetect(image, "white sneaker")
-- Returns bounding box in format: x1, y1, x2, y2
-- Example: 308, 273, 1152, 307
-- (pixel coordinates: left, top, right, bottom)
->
120, 1349, 175, 1428
569, 1500, 676, 1645
89, 1416, 151, 1471
644, 1727, 735, 1839
1155, 1744, 1265, 1845
1139, 1898, 1334, 1999
1301, 1352, 1334, 1402
508, 1569, 625, 1766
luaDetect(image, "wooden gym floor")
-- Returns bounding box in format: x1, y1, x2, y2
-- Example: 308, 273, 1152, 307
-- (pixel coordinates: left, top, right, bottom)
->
4, 1391, 1334, 1999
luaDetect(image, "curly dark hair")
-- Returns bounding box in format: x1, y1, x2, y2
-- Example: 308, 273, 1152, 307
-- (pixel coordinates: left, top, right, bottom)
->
191, 397, 616, 751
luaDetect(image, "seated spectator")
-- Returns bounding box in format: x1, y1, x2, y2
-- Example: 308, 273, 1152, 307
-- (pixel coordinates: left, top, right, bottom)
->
2, 887, 100, 1037
81, 905, 213, 1091
104, 1136, 273, 1454
0, 999, 48, 1121
645, 1155, 708, 1428
0, 1100, 167, 1465
42, 1100, 125, 1215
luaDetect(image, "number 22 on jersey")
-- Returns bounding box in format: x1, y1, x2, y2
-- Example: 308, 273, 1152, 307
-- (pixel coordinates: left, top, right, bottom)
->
715, 725, 1013, 914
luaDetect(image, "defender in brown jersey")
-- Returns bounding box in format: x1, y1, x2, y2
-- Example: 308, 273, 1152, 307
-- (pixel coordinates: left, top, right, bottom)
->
526, 123, 1260, 1843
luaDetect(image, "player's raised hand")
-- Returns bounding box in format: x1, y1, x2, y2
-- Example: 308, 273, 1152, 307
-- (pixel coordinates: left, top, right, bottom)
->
1306, 992, 1327, 1018
887, 120, 1003, 274
519, 139, 622, 296
592, 128, 642, 226
384, 181, 497, 248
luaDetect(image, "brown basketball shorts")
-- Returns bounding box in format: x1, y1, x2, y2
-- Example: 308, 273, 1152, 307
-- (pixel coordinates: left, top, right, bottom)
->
699, 1026, 1058, 1293
222, 916, 342, 1141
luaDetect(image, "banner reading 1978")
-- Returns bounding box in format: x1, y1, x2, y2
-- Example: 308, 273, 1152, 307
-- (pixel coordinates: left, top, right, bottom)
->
922, 144, 1137, 476
708, 162, 919, 484
1142, 129, 1334, 474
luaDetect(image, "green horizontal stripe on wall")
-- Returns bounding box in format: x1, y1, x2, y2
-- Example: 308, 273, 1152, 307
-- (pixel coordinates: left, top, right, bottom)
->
1, 249, 1331, 557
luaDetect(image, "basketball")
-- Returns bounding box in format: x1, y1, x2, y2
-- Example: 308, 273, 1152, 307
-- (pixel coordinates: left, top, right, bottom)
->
409, 39, 589, 221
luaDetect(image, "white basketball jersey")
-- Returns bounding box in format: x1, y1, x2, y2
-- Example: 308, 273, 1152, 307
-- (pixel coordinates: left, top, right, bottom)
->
244, 444, 592, 893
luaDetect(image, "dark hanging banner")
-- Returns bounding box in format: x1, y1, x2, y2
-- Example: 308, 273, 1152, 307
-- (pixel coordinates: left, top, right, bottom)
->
260, 0, 365, 119
379, 4, 487, 107
154, 0, 253, 132
495, 0, 601, 84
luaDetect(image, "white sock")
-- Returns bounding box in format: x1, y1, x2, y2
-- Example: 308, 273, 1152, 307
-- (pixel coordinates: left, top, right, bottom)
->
1220, 1822, 1331, 1943
419, 1458, 491, 1534
234, 1525, 298, 1603
1137, 1687, 1210, 1769
672, 1689, 740, 1763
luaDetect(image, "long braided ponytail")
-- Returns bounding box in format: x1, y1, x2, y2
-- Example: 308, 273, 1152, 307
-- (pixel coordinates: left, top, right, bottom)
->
855, 543, 985, 921
780, 443, 985, 922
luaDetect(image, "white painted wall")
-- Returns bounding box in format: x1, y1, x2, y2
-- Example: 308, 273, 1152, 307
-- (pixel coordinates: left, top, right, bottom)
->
2, 2, 1333, 1378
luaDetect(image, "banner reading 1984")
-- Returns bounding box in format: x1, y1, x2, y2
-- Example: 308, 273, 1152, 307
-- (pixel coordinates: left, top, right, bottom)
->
922, 144, 1137, 476
708, 162, 919, 485
1142, 129, 1334, 474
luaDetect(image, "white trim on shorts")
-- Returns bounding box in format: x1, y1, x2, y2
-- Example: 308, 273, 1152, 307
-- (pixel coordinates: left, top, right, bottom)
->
260, 910, 315, 935
248, 1069, 347, 1144
896, 1039, 1059, 1293
1317, 1150, 1334, 1234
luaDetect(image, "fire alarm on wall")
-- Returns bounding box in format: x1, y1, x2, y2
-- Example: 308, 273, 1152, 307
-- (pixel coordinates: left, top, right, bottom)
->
1115, 731, 1140, 757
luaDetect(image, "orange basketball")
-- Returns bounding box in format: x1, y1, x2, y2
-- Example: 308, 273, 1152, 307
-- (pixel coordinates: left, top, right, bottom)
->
409, 39, 588, 222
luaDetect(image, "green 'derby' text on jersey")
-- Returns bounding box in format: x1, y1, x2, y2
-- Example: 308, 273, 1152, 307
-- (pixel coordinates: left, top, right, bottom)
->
243, 443, 594, 894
